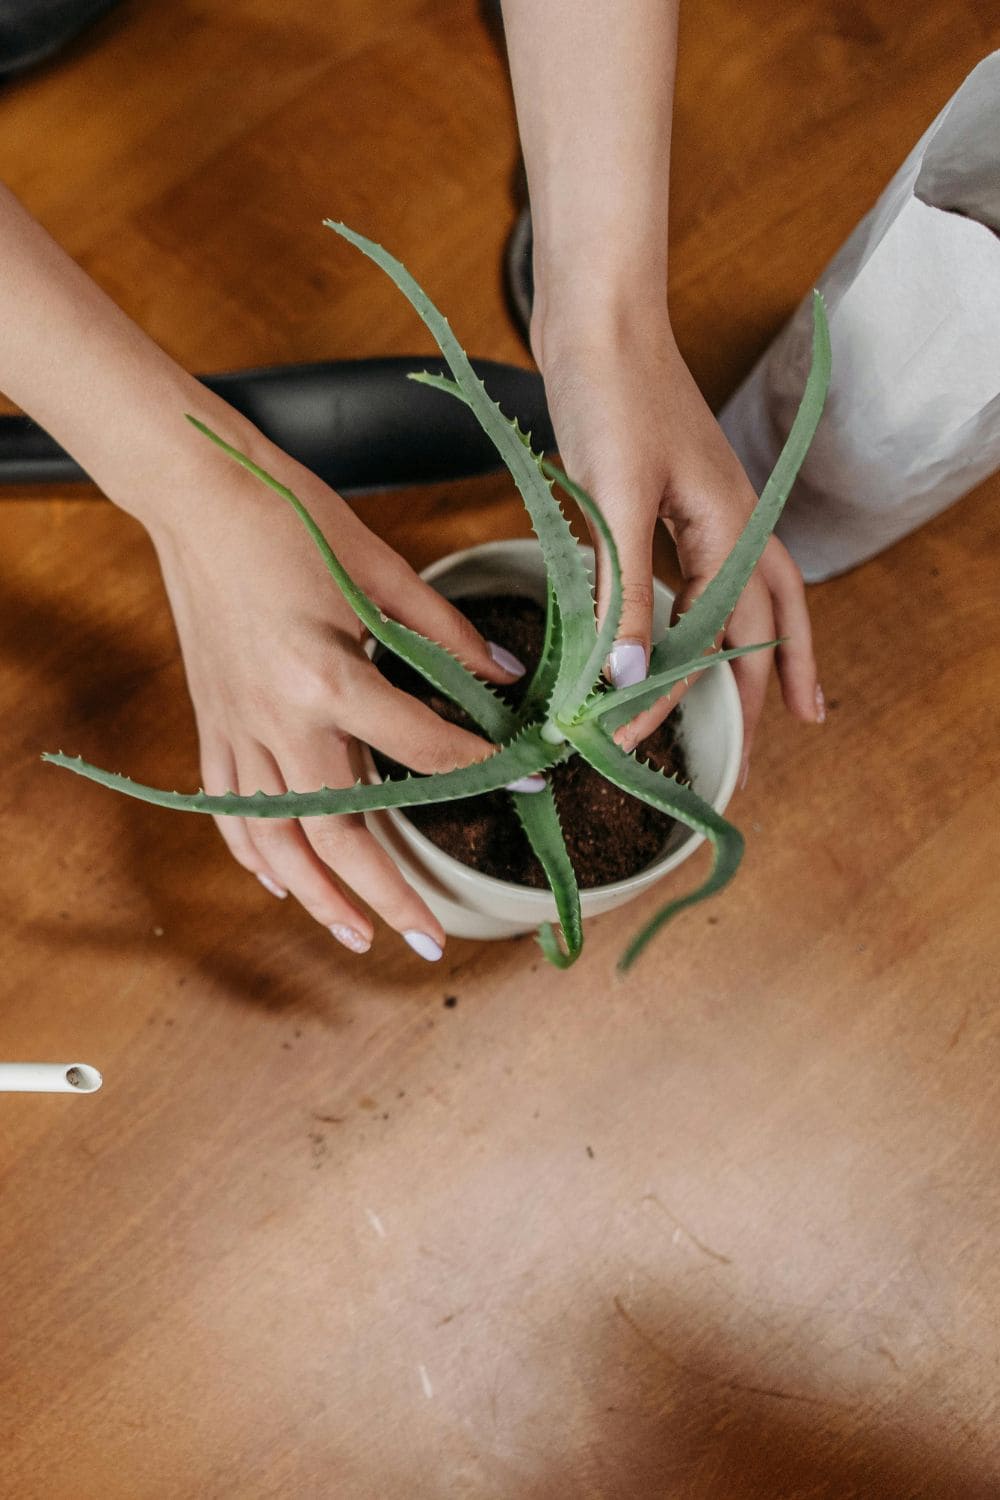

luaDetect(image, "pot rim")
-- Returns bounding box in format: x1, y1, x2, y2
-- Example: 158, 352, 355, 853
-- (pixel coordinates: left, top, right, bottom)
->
365, 537, 743, 904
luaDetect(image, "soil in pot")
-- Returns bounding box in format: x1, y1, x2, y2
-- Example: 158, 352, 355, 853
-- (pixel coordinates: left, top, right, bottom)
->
373, 594, 690, 890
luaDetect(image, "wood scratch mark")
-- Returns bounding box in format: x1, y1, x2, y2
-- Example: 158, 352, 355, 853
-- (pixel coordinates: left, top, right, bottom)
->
435, 1305, 469, 1328
612, 1297, 853, 1412
724, 1381, 840, 1408
613, 1295, 674, 1358
365, 1208, 386, 1239
946, 1003, 972, 1052
641, 1193, 733, 1264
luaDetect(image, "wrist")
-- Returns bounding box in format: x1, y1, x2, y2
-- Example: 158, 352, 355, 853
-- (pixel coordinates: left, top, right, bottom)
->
104, 374, 271, 535
530, 271, 673, 376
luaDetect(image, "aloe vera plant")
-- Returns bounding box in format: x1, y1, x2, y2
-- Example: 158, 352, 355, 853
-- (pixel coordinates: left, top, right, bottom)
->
44, 223, 830, 970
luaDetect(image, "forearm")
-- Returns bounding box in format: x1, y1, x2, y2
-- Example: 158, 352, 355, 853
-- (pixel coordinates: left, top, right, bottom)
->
0, 183, 254, 524
500, 0, 678, 353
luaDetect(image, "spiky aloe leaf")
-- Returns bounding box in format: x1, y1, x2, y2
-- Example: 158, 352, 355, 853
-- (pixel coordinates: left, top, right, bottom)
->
649, 291, 831, 677
406, 372, 622, 724
567, 722, 744, 971
540, 459, 623, 718
518, 576, 562, 727
537, 920, 576, 968
402, 371, 586, 961
510, 784, 583, 967
409, 371, 573, 726
43, 729, 566, 818
327, 222, 598, 704
590, 640, 778, 731
186, 416, 517, 744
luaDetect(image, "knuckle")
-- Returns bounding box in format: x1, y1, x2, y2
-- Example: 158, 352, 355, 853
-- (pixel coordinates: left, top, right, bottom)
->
295, 875, 363, 929
619, 579, 654, 612
247, 818, 294, 854
399, 732, 453, 774
299, 895, 342, 926
201, 769, 233, 797
452, 615, 488, 659
407, 745, 448, 775
423, 737, 488, 776
362, 870, 430, 930
307, 814, 366, 861
280, 660, 341, 716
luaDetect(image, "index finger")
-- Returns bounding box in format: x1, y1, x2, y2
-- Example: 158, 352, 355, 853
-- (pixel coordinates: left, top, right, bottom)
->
335, 659, 546, 792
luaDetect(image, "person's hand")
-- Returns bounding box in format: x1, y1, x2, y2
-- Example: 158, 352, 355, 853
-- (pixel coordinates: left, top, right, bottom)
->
534, 305, 825, 779
130, 407, 533, 960
0, 179, 533, 959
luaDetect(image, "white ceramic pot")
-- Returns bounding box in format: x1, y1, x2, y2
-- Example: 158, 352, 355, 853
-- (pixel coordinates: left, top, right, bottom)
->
363, 539, 743, 941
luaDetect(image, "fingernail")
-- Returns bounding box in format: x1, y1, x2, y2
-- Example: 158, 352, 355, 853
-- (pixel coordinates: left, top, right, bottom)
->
739, 757, 750, 792
612, 721, 640, 753
403, 930, 443, 962
256, 873, 288, 899
608, 639, 647, 690
488, 642, 526, 679
505, 773, 546, 794
815, 684, 827, 724
330, 923, 371, 954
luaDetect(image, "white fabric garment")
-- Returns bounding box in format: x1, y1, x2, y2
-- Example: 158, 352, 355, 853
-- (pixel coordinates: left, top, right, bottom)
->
719, 51, 1000, 583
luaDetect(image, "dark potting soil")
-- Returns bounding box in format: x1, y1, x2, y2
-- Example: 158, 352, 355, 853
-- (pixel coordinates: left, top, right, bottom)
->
373, 594, 689, 889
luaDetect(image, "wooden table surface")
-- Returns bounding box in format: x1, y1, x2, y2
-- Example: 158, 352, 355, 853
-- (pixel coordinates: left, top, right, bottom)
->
1, 3, 998, 1495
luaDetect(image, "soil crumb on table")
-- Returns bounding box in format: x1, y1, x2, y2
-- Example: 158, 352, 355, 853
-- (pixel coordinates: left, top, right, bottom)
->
374, 594, 689, 889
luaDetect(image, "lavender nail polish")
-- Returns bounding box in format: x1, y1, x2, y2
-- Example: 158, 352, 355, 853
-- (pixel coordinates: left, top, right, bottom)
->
404, 930, 443, 962
330, 924, 371, 954
488, 641, 526, 679
256, 872, 288, 899
608, 639, 648, 690
815, 684, 827, 724
505, 773, 547, 794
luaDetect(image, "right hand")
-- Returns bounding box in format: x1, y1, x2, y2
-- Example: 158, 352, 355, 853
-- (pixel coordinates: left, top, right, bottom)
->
534, 308, 822, 778
131, 405, 529, 961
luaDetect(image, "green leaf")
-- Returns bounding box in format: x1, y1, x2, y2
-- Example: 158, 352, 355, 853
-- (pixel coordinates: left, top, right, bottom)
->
327, 224, 596, 695
406, 370, 569, 726
650, 291, 831, 675
43, 729, 567, 818
511, 784, 583, 967
518, 575, 562, 728
541, 459, 623, 719
567, 722, 744, 971
407, 369, 472, 405
592, 640, 778, 731
186, 416, 517, 744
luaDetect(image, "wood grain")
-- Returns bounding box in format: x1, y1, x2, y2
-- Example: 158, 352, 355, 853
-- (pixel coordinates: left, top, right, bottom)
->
1, 2, 998, 1495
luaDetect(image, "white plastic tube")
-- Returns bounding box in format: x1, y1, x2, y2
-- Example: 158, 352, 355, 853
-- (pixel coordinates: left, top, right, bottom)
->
0, 1062, 103, 1093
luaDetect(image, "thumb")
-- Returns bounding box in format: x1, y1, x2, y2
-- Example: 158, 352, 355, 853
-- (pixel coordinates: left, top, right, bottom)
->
606, 561, 716, 755
591, 508, 656, 690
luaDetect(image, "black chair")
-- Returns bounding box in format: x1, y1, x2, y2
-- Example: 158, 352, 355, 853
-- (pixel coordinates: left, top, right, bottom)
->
0, 357, 555, 496
0, 0, 122, 79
